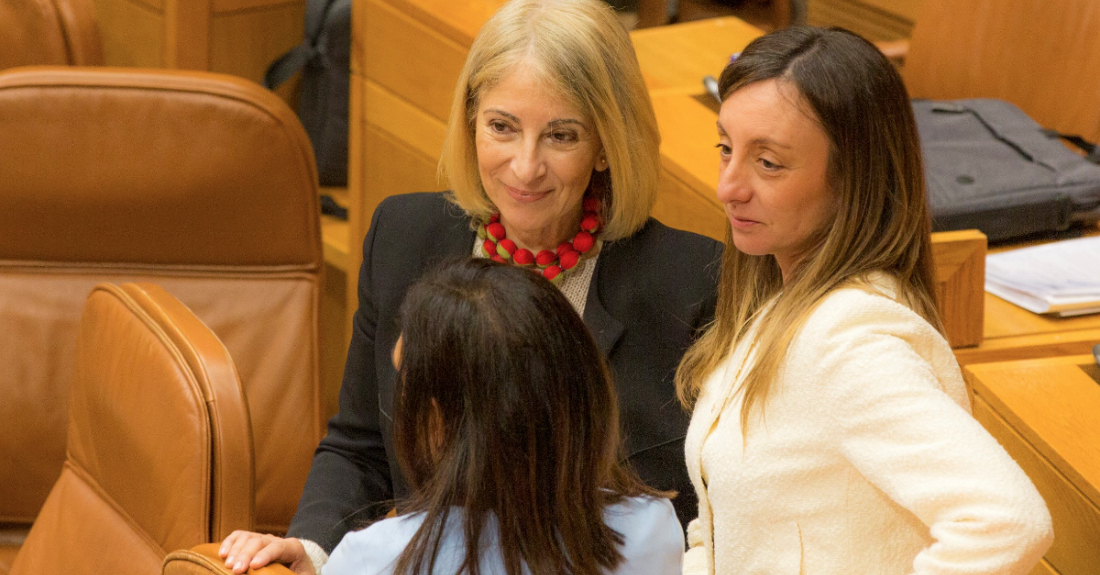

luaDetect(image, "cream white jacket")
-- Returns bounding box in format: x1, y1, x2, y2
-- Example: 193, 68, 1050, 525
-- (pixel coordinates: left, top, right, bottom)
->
684, 276, 1053, 575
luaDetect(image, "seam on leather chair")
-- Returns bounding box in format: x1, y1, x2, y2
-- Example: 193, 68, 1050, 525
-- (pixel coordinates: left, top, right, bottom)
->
61, 461, 167, 559
0, 67, 323, 269
51, 0, 103, 65
163, 549, 225, 573
163, 544, 240, 575
91, 284, 217, 524
120, 283, 255, 541
63, 285, 217, 543
0, 68, 323, 259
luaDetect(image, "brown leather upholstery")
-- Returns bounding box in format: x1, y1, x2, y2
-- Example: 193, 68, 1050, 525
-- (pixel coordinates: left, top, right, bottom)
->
10, 283, 254, 575
0, 67, 323, 533
0, 0, 102, 68
51, 0, 102, 65
164, 544, 296, 575
904, 0, 1100, 143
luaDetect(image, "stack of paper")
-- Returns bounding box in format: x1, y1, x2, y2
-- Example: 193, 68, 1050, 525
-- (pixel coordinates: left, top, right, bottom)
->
985, 236, 1100, 317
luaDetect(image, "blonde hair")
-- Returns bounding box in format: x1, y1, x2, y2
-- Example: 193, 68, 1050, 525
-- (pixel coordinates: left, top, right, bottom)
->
675, 27, 943, 431
439, 0, 659, 240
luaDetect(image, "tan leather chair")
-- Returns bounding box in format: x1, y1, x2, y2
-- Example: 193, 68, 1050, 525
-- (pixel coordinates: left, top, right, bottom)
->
0, 0, 102, 68
164, 544, 295, 575
0, 67, 323, 537
10, 283, 253, 575
903, 0, 1100, 143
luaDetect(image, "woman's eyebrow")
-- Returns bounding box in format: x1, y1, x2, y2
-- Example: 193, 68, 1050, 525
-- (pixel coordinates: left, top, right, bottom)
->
750, 136, 792, 149
482, 108, 520, 123
548, 118, 585, 129
716, 123, 792, 149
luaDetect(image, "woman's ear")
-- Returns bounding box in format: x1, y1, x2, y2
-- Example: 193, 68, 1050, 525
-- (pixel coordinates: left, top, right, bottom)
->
595, 151, 609, 172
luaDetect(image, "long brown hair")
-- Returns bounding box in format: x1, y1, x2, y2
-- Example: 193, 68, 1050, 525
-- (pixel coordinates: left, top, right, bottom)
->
676, 27, 942, 430
393, 258, 658, 575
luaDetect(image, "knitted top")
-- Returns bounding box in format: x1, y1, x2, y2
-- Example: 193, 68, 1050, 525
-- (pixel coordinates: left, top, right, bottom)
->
472, 237, 598, 316
683, 274, 1053, 575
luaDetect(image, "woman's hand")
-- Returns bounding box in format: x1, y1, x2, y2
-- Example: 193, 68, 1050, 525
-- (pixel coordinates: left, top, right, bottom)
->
218, 531, 316, 575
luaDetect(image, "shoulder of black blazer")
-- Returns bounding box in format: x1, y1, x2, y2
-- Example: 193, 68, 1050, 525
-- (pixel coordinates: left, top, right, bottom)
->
366, 190, 723, 354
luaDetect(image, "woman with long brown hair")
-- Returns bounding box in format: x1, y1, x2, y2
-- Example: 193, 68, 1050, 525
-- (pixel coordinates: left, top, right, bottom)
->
677, 27, 1052, 574
320, 258, 682, 574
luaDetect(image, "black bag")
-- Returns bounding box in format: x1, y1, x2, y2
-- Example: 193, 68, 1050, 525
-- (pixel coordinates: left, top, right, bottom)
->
913, 98, 1100, 243
265, 0, 351, 188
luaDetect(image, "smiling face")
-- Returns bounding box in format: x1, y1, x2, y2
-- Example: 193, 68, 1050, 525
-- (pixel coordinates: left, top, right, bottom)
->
716, 79, 836, 281
475, 62, 607, 252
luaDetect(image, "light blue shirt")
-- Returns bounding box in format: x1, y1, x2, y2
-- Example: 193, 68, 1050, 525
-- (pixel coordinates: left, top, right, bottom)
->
322, 495, 684, 575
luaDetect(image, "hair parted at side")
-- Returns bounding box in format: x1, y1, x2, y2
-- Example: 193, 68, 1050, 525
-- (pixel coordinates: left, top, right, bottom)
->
675, 27, 943, 429
392, 258, 659, 575
439, 0, 660, 241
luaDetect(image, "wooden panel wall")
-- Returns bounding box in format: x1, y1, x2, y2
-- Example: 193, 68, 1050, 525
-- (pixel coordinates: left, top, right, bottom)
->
807, 0, 922, 41
904, 0, 1100, 143
94, 0, 305, 101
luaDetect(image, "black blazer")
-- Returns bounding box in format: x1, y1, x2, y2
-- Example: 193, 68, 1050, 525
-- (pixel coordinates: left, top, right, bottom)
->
288, 192, 722, 552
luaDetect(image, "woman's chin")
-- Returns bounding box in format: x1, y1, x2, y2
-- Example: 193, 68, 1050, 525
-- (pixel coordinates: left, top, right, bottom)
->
729, 234, 770, 258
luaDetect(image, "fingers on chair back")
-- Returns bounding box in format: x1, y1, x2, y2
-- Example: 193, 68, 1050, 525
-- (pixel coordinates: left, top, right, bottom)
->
0, 0, 101, 68
11, 283, 253, 575
163, 544, 298, 575
0, 67, 322, 533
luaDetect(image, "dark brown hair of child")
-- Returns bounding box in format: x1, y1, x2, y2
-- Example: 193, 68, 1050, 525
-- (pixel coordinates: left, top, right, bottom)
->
392, 257, 661, 575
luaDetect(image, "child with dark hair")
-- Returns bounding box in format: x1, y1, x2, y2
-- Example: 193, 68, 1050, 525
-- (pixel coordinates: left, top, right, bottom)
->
320, 258, 683, 575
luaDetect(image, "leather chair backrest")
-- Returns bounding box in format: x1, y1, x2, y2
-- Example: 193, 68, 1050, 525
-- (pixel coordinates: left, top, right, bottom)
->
0, 67, 323, 533
164, 544, 294, 575
51, 0, 103, 65
10, 283, 253, 575
904, 0, 1100, 143
0, 0, 102, 68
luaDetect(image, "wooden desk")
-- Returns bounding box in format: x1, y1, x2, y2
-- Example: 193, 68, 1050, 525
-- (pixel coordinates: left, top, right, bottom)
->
631, 17, 762, 91
964, 355, 1100, 575
955, 224, 1100, 366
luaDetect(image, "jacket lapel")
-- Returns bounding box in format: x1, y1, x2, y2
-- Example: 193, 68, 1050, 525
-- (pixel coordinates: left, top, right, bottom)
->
583, 257, 624, 356
438, 199, 479, 258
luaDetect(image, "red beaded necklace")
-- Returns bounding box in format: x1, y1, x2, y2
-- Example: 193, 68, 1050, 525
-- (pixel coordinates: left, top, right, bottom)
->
477, 196, 602, 283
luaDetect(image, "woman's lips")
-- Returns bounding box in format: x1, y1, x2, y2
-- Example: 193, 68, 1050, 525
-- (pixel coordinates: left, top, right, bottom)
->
505, 185, 550, 203
728, 215, 760, 230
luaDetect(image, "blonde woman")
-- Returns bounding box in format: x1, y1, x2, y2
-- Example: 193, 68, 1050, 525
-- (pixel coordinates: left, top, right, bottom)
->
219, 0, 721, 572
677, 27, 1053, 574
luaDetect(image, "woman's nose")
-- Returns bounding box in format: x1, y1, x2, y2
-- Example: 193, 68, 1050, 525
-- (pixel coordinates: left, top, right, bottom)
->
716, 159, 751, 204
511, 140, 545, 183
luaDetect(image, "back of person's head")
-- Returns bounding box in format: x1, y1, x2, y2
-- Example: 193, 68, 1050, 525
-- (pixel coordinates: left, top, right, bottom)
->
393, 258, 650, 575
678, 27, 941, 425
440, 0, 660, 241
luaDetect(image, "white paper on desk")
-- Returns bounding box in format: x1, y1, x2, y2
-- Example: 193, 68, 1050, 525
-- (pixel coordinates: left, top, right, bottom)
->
985, 236, 1100, 315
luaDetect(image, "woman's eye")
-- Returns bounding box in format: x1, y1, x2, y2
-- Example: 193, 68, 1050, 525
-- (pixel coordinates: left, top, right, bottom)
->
488, 120, 512, 134
549, 130, 578, 144
759, 157, 782, 170
715, 143, 731, 156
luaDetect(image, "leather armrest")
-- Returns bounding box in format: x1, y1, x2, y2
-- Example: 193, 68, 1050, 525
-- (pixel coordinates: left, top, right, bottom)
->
163, 543, 298, 575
